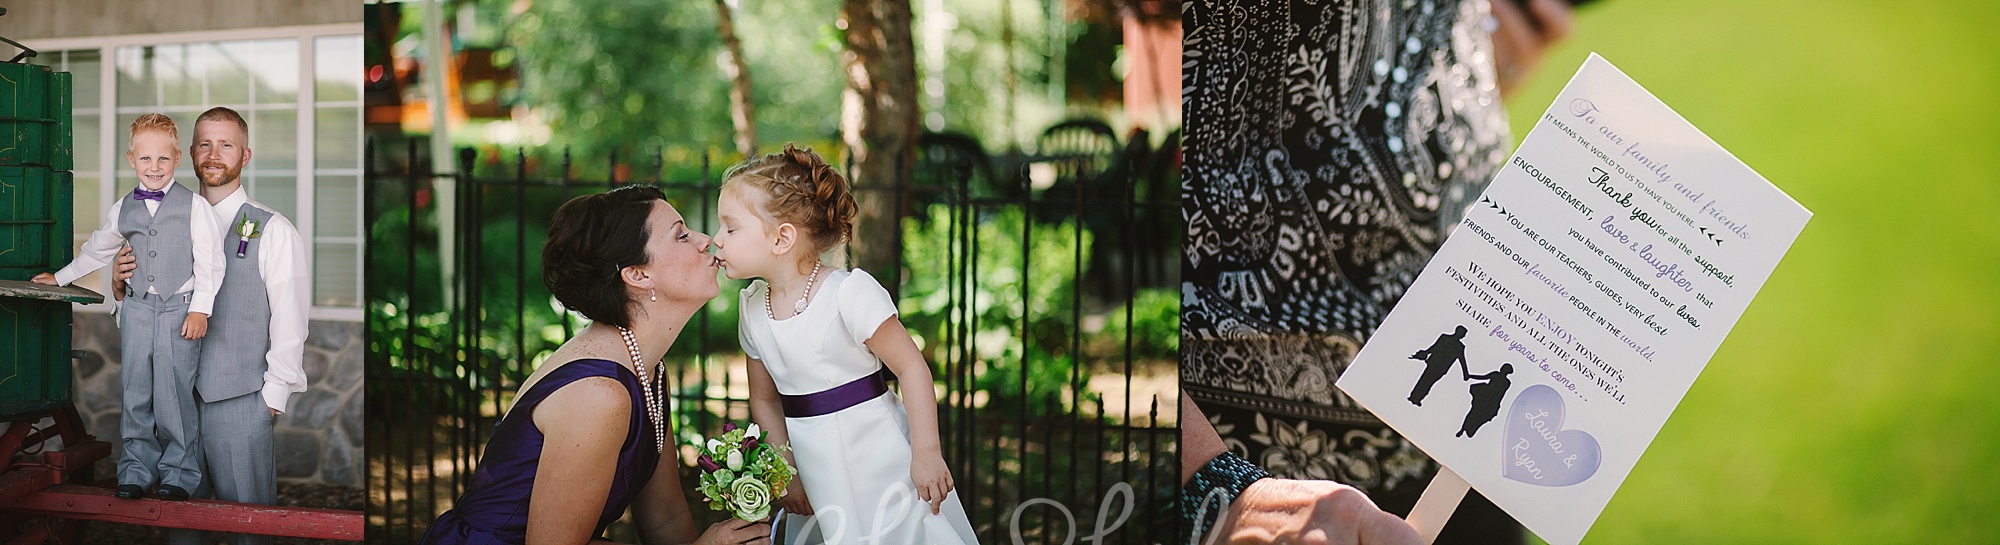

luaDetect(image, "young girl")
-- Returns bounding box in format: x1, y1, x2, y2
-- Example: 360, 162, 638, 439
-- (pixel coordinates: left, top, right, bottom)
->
715, 144, 978, 543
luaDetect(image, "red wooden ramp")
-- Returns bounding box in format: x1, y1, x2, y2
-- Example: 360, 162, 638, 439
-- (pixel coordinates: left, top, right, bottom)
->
3, 484, 364, 541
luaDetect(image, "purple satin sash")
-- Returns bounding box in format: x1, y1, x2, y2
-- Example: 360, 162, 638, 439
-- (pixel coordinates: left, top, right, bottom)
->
781, 368, 894, 418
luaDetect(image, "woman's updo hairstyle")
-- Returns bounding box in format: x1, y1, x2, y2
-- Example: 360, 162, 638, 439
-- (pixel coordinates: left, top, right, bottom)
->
721, 143, 858, 253
542, 184, 669, 329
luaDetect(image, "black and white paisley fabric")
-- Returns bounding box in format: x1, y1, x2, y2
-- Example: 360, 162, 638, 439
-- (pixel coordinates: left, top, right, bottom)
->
1181, 0, 1509, 498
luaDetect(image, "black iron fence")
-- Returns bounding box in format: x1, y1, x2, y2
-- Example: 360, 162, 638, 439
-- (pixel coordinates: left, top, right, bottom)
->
363, 131, 1181, 544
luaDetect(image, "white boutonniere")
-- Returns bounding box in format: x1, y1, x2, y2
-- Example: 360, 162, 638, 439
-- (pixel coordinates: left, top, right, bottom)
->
234, 213, 263, 258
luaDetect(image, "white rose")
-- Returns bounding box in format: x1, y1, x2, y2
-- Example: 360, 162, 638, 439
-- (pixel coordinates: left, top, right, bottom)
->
726, 449, 744, 471
729, 476, 773, 521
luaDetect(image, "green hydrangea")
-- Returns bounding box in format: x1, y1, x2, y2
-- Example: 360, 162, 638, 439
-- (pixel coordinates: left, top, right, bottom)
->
692, 423, 797, 521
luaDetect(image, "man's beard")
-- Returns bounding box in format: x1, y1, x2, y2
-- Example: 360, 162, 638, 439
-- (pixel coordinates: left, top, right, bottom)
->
198, 162, 242, 187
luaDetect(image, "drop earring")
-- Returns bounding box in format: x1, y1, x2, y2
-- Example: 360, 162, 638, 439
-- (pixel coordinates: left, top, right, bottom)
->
650, 289, 658, 302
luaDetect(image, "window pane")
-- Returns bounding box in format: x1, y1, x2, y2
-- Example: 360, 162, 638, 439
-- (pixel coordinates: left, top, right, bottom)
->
246, 39, 300, 104
72, 172, 102, 234
312, 241, 359, 308
314, 174, 358, 236
69, 50, 103, 108
74, 113, 101, 171
315, 36, 362, 103
112, 112, 138, 173
115, 47, 157, 107
250, 108, 298, 171
203, 42, 253, 105
155, 44, 201, 107
315, 107, 359, 170
113, 173, 141, 198
248, 174, 297, 221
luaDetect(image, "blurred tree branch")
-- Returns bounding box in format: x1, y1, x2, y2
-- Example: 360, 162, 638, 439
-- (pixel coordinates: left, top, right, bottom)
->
715, 0, 759, 158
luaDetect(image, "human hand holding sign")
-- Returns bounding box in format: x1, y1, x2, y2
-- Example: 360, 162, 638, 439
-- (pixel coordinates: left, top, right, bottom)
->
1214, 479, 1427, 545
1183, 398, 1425, 545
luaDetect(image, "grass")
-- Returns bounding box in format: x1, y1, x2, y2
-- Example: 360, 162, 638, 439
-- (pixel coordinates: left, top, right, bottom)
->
1501, 1, 2000, 543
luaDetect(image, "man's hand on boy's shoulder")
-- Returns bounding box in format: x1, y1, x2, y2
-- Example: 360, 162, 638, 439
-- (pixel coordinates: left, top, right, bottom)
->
30, 272, 58, 286
182, 312, 209, 340
111, 245, 137, 301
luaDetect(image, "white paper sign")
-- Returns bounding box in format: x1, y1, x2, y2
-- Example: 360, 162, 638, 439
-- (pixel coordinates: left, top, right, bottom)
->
1334, 54, 1810, 545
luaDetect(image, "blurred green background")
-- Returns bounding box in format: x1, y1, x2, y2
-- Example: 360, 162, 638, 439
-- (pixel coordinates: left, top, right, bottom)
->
1501, 1, 2000, 543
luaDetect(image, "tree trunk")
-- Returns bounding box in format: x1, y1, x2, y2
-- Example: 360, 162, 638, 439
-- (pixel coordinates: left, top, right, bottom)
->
715, 0, 757, 158
839, 0, 919, 297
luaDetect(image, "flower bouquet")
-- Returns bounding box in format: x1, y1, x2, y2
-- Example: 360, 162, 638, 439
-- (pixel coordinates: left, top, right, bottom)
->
694, 422, 796, 521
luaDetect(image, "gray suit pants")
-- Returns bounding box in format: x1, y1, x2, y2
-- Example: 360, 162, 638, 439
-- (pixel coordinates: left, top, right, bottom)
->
116, 292, 204, 492
167, 390, 276, 545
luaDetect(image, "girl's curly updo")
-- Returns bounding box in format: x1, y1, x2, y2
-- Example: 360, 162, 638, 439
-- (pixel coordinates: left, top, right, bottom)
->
721, 143, 858, 254
542, 184, 668, 329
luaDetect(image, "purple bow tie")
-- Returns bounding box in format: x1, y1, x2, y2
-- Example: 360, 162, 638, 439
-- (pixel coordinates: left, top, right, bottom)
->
132, 187, 167, 201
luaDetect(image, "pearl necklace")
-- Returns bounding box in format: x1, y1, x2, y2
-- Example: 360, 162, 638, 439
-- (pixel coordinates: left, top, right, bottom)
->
618, 326, 666, 453
765, 261, 823, 320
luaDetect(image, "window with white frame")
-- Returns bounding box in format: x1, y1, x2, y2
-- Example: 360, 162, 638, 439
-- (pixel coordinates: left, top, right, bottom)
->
29, 25, 363, 319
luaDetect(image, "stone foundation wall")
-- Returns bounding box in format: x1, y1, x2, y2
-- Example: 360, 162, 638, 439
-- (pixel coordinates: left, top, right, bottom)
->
71, 312, 363, 488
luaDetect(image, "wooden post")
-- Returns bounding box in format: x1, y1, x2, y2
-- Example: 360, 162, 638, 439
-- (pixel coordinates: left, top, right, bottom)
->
1406, 466, 1472, 544
5, 484, 365, 541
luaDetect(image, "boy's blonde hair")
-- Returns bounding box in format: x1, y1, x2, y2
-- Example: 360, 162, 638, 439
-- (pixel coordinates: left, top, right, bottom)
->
127, 113, 180, 151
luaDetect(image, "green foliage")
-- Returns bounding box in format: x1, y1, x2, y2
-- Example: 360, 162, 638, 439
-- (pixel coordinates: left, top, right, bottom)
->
921, 0, 1068, 149
899, 203, 1101, 415
412, 0, 1136, 165
729, 0, 847, 146
494, 0, 846, 159
510, 0, 730, 157
1099, 287, 1179, 360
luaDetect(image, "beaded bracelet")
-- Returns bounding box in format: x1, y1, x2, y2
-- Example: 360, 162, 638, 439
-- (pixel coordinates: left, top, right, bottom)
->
1181, 451, 1271, 543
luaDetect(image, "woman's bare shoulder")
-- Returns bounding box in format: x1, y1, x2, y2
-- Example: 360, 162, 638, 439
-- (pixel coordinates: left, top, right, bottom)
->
532, 374, 631, 434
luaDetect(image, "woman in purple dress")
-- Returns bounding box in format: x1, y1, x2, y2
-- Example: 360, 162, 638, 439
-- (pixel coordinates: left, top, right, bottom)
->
422, 185, 770, 544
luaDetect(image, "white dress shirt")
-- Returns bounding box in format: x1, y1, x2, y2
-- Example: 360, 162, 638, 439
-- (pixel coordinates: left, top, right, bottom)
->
55, 179, 225, 315
208, 186, 312, 414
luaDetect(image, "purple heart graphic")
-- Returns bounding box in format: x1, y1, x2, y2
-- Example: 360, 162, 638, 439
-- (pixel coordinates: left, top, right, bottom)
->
1501, 385, 1601, 487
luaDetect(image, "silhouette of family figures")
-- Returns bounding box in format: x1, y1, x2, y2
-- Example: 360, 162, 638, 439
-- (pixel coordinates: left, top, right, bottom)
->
1406, 325, 1516, 438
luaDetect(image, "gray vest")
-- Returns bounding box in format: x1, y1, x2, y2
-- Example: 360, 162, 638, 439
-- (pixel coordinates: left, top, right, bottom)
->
197, 202, 277, 402
117, 182, 197, 297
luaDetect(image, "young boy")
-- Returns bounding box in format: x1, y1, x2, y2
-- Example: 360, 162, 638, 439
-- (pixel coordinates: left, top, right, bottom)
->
33, 113, 225, 501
